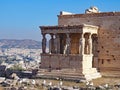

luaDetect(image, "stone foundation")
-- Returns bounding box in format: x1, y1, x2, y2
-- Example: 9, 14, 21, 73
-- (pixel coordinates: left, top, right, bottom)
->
38, 68, 101, 81
40, 54, 101, 80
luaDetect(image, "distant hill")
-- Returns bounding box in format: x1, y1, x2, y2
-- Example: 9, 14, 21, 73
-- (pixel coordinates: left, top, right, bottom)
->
0, 39, 42, 49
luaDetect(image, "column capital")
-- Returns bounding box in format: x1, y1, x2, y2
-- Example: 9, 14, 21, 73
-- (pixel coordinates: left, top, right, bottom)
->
81, 33, 85, 39
89, 33, 92, 38
42, 33, 46, 36
50, 33, 54, 38
66, 33, 70, 38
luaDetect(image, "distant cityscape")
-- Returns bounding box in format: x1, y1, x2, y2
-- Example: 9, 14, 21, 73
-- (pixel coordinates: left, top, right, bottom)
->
0, 39, 43, 70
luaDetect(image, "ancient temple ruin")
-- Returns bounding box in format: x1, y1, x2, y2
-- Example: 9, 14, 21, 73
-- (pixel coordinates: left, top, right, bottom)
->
39, 7, 120, 80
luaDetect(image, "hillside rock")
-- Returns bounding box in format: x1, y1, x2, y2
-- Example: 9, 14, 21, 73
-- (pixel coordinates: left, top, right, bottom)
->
0, 39, 41, 49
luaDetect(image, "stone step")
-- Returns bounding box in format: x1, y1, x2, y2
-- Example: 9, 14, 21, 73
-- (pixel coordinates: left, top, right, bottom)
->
39, 71, 83, 76
37, 72, 86, 80
37, 70, 101, 81
89, 73, 101, 79
101, 71, 120, 78
83, 68, 98, 74
37, 68, 101, 80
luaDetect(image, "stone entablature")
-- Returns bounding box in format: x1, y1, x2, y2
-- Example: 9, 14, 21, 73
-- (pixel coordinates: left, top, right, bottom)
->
40, 24, 98, 34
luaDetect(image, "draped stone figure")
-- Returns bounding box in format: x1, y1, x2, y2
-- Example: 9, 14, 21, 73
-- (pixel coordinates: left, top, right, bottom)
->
66, 34, 71, 54
42, 34, 46, 53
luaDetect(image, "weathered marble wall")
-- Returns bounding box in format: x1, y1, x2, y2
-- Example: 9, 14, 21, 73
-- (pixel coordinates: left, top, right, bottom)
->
58, 12, 120, 71
41, 54, 82, 69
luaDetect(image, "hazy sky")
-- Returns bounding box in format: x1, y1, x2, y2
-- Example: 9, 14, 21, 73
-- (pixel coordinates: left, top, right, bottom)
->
0, 0, 120, 41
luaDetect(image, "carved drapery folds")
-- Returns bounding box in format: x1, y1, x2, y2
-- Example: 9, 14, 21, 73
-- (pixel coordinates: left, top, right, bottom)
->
55, 34, 60, 54
79, 34, 85, 55
65, 33, 71, 54
42, 33, 46, 53
41, 33, 95, 55
49, 34, 55, 54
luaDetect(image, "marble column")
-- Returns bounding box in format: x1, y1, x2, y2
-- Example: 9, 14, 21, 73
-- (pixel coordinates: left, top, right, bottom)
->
79, 34, 85, 55
42, 33, 46, 53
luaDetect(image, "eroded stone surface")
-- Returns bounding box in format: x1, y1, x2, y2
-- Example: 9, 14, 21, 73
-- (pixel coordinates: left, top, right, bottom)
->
39, 8, 120, 79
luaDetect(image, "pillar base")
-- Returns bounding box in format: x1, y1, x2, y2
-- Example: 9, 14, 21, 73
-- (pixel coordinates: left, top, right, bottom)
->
83, 68, 101, 80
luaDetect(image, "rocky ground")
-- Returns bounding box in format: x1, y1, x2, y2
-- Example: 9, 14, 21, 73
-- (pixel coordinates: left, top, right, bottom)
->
0, 77, 120, 90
